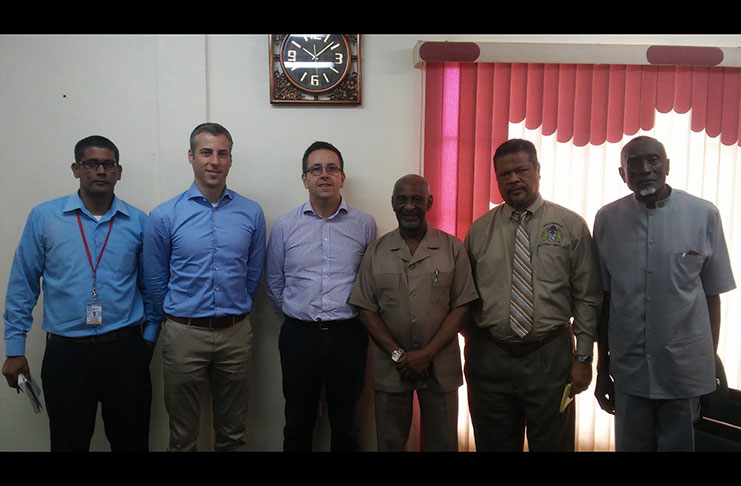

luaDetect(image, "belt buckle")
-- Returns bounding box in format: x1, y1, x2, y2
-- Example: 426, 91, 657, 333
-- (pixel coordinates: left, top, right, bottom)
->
318, 322, 330, 331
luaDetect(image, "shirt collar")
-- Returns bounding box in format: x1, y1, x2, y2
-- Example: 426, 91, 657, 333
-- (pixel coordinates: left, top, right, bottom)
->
302, 197, 349, 220
63, 191, 129, 221
502, 194, 544, 221
187, 182, 233, 204
388, 226, 440, 263
632, 185, 673, 210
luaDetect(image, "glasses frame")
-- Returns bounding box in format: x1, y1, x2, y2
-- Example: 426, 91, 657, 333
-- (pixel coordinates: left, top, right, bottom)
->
77, 159, 119, 171
304, 164, 343, 177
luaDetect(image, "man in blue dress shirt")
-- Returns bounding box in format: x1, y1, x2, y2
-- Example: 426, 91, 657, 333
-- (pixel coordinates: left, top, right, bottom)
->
2, 135, 156, 451
143, 123, 266, 451
266, 141, 377, 451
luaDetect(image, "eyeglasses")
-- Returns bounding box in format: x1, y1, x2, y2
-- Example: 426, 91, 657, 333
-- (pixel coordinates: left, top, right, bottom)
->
304, 164, 342, 176
78, 159, 119, 170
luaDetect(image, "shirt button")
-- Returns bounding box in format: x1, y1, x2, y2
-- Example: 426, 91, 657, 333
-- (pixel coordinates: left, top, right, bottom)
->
646, 296, 652, 302
411, 318, 417, 324
410, 291, 416, 297
409, 263, 415, 269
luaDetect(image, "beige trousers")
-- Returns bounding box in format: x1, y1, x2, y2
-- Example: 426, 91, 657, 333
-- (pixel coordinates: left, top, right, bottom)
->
162, 316, 253, 451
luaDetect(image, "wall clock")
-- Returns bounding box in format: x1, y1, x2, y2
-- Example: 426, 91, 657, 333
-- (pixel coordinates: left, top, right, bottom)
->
270, 34, 361, 105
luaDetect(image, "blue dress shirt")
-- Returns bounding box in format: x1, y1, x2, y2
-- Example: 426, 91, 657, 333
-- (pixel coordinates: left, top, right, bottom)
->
143, 183, 266, 331
3, 192, 154, 356
265, 199, 377, 321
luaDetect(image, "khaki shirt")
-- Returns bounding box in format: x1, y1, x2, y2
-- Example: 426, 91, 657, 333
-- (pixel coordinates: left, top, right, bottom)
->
349, 227, 479, 393
464, 195, 601, 356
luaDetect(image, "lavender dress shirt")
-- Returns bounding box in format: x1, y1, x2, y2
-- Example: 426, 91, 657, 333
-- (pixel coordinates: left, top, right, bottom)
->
265, 198, 377, 321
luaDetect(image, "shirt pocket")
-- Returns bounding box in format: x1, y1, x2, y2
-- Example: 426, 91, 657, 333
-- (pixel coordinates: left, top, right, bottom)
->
534, 247, 569, 283
431, 271, 454, 306
671, 252, 705, 292
117, 249, 138, 274
376, 273, 400, 307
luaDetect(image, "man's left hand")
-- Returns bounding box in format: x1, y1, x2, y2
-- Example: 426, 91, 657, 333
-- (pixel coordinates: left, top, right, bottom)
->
569, 360, 592, 397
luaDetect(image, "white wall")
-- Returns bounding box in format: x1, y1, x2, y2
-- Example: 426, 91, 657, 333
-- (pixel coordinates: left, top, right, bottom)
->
1, 34, 739, 452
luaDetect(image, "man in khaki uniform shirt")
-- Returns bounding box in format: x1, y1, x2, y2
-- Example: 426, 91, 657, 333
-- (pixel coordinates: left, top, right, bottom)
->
464, 139, 601, 451
350, 175, 479, 451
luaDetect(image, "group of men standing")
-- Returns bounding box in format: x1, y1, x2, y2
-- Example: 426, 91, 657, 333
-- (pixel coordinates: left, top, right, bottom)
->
2, 122, 735, 453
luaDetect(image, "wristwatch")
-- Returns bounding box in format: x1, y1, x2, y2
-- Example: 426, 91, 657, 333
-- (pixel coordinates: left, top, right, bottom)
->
391, 348, 405, 362
574, 354, 593, 364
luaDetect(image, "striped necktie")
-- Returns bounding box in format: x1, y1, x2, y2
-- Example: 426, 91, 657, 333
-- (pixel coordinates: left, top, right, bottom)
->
510, 210, 534, 338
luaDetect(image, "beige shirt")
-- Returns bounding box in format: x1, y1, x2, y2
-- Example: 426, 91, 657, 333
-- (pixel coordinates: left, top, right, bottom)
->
349, 227, 479, 393
464, 195, 601, 356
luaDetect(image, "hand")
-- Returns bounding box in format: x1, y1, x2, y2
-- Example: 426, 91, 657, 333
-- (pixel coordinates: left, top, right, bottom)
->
594, 368, 615, 414
569, 360, 592, 397
396, 349, 433, 380
2, 356, 30, 389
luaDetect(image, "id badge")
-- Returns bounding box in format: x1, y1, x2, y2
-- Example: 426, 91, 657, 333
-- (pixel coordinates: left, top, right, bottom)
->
86, 301, 103, 325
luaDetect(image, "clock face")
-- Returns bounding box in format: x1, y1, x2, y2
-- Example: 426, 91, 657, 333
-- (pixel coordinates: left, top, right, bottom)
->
279, 34, 351, 93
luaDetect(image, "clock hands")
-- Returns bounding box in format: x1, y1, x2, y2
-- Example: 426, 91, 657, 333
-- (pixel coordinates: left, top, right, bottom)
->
314, 42, 335, 59
301, 47, 317, 60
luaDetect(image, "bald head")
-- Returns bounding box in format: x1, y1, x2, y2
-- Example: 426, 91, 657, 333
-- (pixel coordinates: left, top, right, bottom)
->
392, 174, 433, 235
393, 174, 430, 198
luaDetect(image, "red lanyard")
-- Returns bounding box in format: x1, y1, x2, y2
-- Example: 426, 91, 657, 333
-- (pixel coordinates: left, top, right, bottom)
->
76, 210, 115, 300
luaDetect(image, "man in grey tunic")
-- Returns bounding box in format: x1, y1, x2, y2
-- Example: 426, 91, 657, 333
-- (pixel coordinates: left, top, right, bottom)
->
593, 135, 735, 451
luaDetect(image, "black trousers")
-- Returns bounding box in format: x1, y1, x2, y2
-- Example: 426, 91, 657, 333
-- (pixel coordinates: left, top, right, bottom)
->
278, 317, 368, 451
41, 329, 152, 451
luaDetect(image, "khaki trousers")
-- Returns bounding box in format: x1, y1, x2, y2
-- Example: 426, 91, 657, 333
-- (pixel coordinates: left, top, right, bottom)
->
374, 388, 459, 451
162, 316, 253, 451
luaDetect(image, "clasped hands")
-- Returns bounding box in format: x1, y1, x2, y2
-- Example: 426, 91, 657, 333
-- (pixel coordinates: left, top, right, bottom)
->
395, 349, 434, 382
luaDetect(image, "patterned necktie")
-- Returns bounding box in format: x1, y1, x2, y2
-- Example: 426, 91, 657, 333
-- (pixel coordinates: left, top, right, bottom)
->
510, 210, 534, 338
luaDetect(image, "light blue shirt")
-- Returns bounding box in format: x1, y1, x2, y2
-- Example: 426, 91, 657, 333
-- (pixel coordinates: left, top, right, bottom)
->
265, 199, 377, 321
594, 188, 736, 398
143, 183, 266, 333
3, 192, 155, 356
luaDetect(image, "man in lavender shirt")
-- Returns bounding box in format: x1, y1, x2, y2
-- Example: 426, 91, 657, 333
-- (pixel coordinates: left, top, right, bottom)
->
266, 141, 377, 451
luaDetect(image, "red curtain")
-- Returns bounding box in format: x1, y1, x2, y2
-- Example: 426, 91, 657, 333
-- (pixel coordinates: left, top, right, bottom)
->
423, 62, 741, 239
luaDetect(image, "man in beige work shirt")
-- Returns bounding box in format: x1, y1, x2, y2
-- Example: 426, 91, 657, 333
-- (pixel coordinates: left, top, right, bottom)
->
350, 175, 479, 451
464, 139, 601, 451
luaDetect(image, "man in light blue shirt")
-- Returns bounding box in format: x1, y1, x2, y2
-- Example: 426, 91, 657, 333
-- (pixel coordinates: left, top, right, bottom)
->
594, 136, 736, 450
266, 141, 376, 451
143, 123, 266, 451
2, 135, 155, 451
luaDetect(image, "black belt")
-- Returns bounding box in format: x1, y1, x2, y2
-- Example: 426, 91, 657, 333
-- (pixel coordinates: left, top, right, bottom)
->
485, 323, 569, 357
286, 316, 357, 331
166, 314, 247, 329
47, 324, 142, 344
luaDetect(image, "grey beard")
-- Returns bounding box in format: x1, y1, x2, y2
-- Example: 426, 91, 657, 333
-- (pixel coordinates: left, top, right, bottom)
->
639, 186, 657, 197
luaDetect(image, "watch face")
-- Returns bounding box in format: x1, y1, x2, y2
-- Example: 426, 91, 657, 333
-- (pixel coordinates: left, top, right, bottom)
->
279, 34, 351, 93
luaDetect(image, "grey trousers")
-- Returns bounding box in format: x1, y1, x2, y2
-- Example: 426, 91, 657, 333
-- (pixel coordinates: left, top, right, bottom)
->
464, 328, 575, 451
162, 316, 253, 451
374, 388, 459, 451
614, 390, 700, 451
